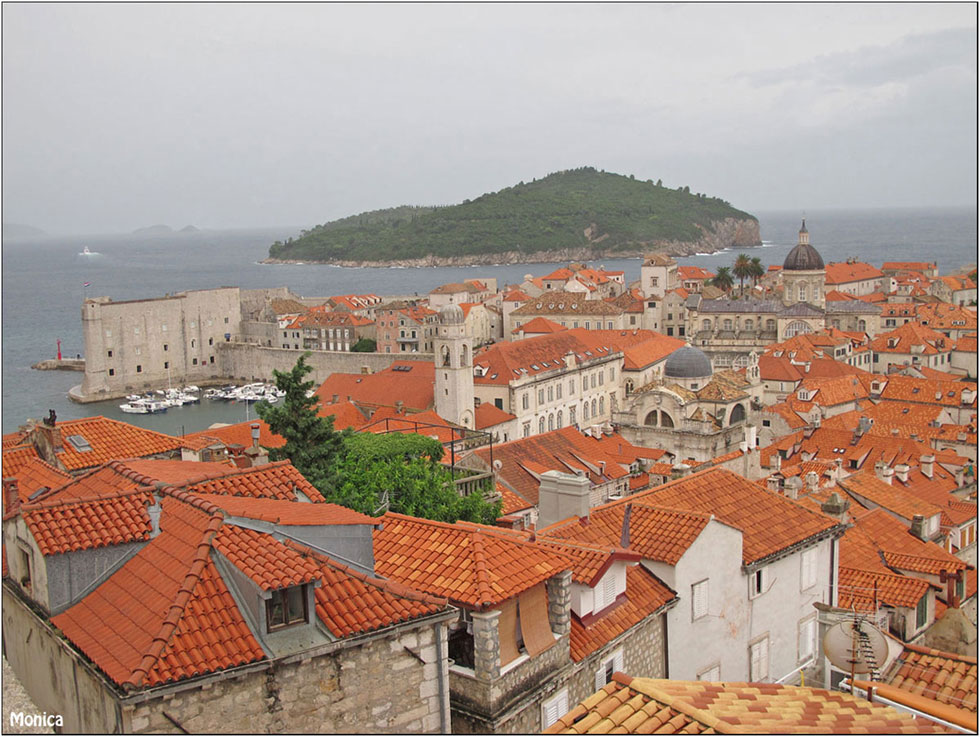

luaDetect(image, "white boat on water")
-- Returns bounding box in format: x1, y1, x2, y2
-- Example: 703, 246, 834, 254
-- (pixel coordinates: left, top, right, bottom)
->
120, 401, 149, 414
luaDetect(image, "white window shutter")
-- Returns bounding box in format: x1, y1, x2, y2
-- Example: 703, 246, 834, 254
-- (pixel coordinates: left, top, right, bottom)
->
613, 650, 624, 673
595, 666, 605, 691
604, 572, 617, 604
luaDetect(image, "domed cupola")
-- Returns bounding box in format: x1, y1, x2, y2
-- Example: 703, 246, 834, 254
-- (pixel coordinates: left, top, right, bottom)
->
438, 303, 465, 326
664, 344, 713, 389
783, 218, 824, 271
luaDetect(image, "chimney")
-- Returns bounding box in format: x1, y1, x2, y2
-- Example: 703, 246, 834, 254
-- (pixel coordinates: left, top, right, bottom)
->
820, 491, 851, 522
619, 504, 632, 548
920, 454, 935, 479
805, 471, 820, 493
910, 514, 928, 541
784, 477, 803, 500
3, 478, 20, 518
857, 416, 873, 436
537, 470, 592, 531
881, 467, 894, 485
766, 475, 781, 493
894, 463, 910, 483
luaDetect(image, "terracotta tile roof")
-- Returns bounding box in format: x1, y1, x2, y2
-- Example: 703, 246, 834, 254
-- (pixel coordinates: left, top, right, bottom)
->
314, 361, 435, 411
636, 468, 841, 565
512, 316, 568, 334
914, 304, 978, 332
213, 524, 322, 590
179, 419, 285, 451
474, 402, 517, 430
609, 331, 686, 371
870, 375, 977, 410
503, 288, 530, 302
192, 494, 377, 526
317, 399, 371, 430
51, 497, 266, 688
184, 460, 327, 503
2, 432, 28, 449
22, 489, 156, 555
43, 416, 181, 471
887, 643, 977, 713
359, 407, 460, 443
512, 292, 623, 317
936, 275, 976, 291
269, 298, 307, 315
374, 512, 569, 608
799, 375, 871, 407
474, 329, 621, 386
838, 472, 945, 523
839, 565, 933, 612
763, 402, 809, 429
534, 537, 641, 585
885, 262, 937, 272
2, 444, 41, 477
1, 449, 72, 503
913, 366, 968, 382
540, 505, 712, 566
568, 566, 675, 662
546, 673, 948, 734
472, 427, 635, 505
870, 323, 951, 355
496, 482, 533, 515
826, 289, 862, 301
954, 335, 977, 352
825, 261, 884, 285
114, 458, 239, 485
852, 508, 969, 576
677, 265, 714, 281
430, 281, 485, 295
759, 354, 803, 382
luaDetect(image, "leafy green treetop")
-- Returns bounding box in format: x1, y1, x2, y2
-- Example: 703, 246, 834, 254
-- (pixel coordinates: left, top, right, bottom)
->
256, 353, 348, 493
711, 266, 734, 292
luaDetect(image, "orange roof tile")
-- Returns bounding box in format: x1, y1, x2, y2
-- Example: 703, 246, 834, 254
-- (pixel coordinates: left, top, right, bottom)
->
1, 451, 72, 504
179, 419, 285, 451
317, 399, 371, 430
546, 674, 949, 734
825, 261, 884, 285
474, 402, 517, 430
870, 322, 951, 355
184, 460, 327, 503
495, 482, 533, 516
568, 566, 675, 662
22, 489, 156, 555
314, 361, 434, 411
853, 508, 969, 576
2, 431, 28, 449
888, 643, 977, 713
512, 316, 568, 334
534, 537, 641, 586
51, 497, 266, 688
839, 565, 932, 611
191, 494, 377, 526
374, 512, 569, 608
213, 524, 322, 590
839, 472, 945, 523
47, 416, 182, 471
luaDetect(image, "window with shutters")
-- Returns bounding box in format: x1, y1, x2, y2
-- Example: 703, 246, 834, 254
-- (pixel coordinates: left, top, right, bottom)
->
750, 635, 770, 681
697, 663, 721, 681
594, 649, 625, 690
800, 548, 817, 590
915, 595, 928, 630
692, 579, 708, 621
798, 615, 816, 663
749, 567, 767, 598
594, 571, 619, 613
541, 689, 568, 729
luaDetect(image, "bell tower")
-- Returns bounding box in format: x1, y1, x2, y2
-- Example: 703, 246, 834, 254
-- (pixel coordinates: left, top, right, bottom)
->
434, 304, 475, 428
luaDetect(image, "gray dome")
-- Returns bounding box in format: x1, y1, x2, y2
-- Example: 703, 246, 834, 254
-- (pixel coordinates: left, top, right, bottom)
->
665, 345, 713, 379
783, 242, 824, 271
439, 303, 465, 325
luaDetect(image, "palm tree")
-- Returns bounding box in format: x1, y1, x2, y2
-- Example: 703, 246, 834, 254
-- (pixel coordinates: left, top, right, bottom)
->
733, 254, 752, 295
711, 266, 734, 293
750, 257, 765, 288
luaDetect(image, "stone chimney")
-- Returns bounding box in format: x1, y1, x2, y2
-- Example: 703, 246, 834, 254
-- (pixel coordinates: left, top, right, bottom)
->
805, 471, 820, 493
537, 470, 592, 531
920, 454, 935, 479
910, 514, 928, 541
784, 477, 803, 501
894, 463, 910, 484
821, 491, 851, 522
243, 423, 269, 467
766, 475, 782, 493
31, 413, 64, 466
3, 478, 20, 518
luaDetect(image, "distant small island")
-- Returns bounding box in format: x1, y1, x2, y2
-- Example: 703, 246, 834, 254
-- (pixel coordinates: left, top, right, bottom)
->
265, 167, 761, 267
2, 223, 46, 238
132, 224, 200, 235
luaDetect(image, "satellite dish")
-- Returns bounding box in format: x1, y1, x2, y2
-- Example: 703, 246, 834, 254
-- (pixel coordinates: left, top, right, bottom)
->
823, 619, 888, 676
493, 459, 503, 471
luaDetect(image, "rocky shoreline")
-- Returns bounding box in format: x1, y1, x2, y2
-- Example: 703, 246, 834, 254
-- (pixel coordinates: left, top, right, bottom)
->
262, 217, 762, 269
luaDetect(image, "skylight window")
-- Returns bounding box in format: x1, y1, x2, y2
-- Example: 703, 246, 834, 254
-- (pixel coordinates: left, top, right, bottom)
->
65, 434, 93, 452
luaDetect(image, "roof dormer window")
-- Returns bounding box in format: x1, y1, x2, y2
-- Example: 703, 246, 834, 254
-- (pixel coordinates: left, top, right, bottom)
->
266, 585, 308, 631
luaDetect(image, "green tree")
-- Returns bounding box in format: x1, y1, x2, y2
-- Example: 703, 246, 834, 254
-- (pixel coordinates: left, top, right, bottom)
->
329, 433, 501, 524
711, 266, 734, 292
256, 353, 348, 492
733, 254, 752, 295
749, 256, 765, 287
350, 337, 377, 352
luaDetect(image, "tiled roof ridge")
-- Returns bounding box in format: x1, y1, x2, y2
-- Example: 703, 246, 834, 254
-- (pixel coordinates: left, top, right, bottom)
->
127, 506, 226, 688
901, 641, 978, 664
281, 539, 447, 609
616, 674, 731, 733
470, 531, 496, 607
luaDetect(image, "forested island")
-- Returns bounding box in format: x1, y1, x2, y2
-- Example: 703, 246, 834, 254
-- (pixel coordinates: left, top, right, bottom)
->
266, 168, 761, 267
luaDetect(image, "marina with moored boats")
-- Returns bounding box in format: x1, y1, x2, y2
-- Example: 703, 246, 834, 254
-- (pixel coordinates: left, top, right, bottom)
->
119, 383, 284, 414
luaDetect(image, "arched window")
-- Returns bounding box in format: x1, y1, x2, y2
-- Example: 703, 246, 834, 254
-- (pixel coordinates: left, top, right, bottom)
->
583, 403, 589, 421
702, 319, 711, 331
538, 417, 546, 434
660, 411, 675, 428
570, 407, 577, 425
798, 284, 807, 302
858, 319, 867, 332
460, 344, 469, 365
644, 410, 659, 426
591, 398, 598, 416
729, 403, 746, 425
785, 320, 814, 338
599, 397, 605, 415
548, 414, 554, 431
441, 346, 451, 367
625, 379, 635, 395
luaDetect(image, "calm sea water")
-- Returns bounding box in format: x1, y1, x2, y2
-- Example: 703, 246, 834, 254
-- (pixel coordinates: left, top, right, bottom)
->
2, 208, 976, 434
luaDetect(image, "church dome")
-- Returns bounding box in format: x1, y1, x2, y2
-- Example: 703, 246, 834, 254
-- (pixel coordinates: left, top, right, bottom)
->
439, 303, 465, 325
783, 242, 825, 271
665, 345, 713, 380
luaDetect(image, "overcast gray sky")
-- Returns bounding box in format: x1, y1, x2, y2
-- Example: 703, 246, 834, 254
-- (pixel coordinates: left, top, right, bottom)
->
2, 3, 976, 234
